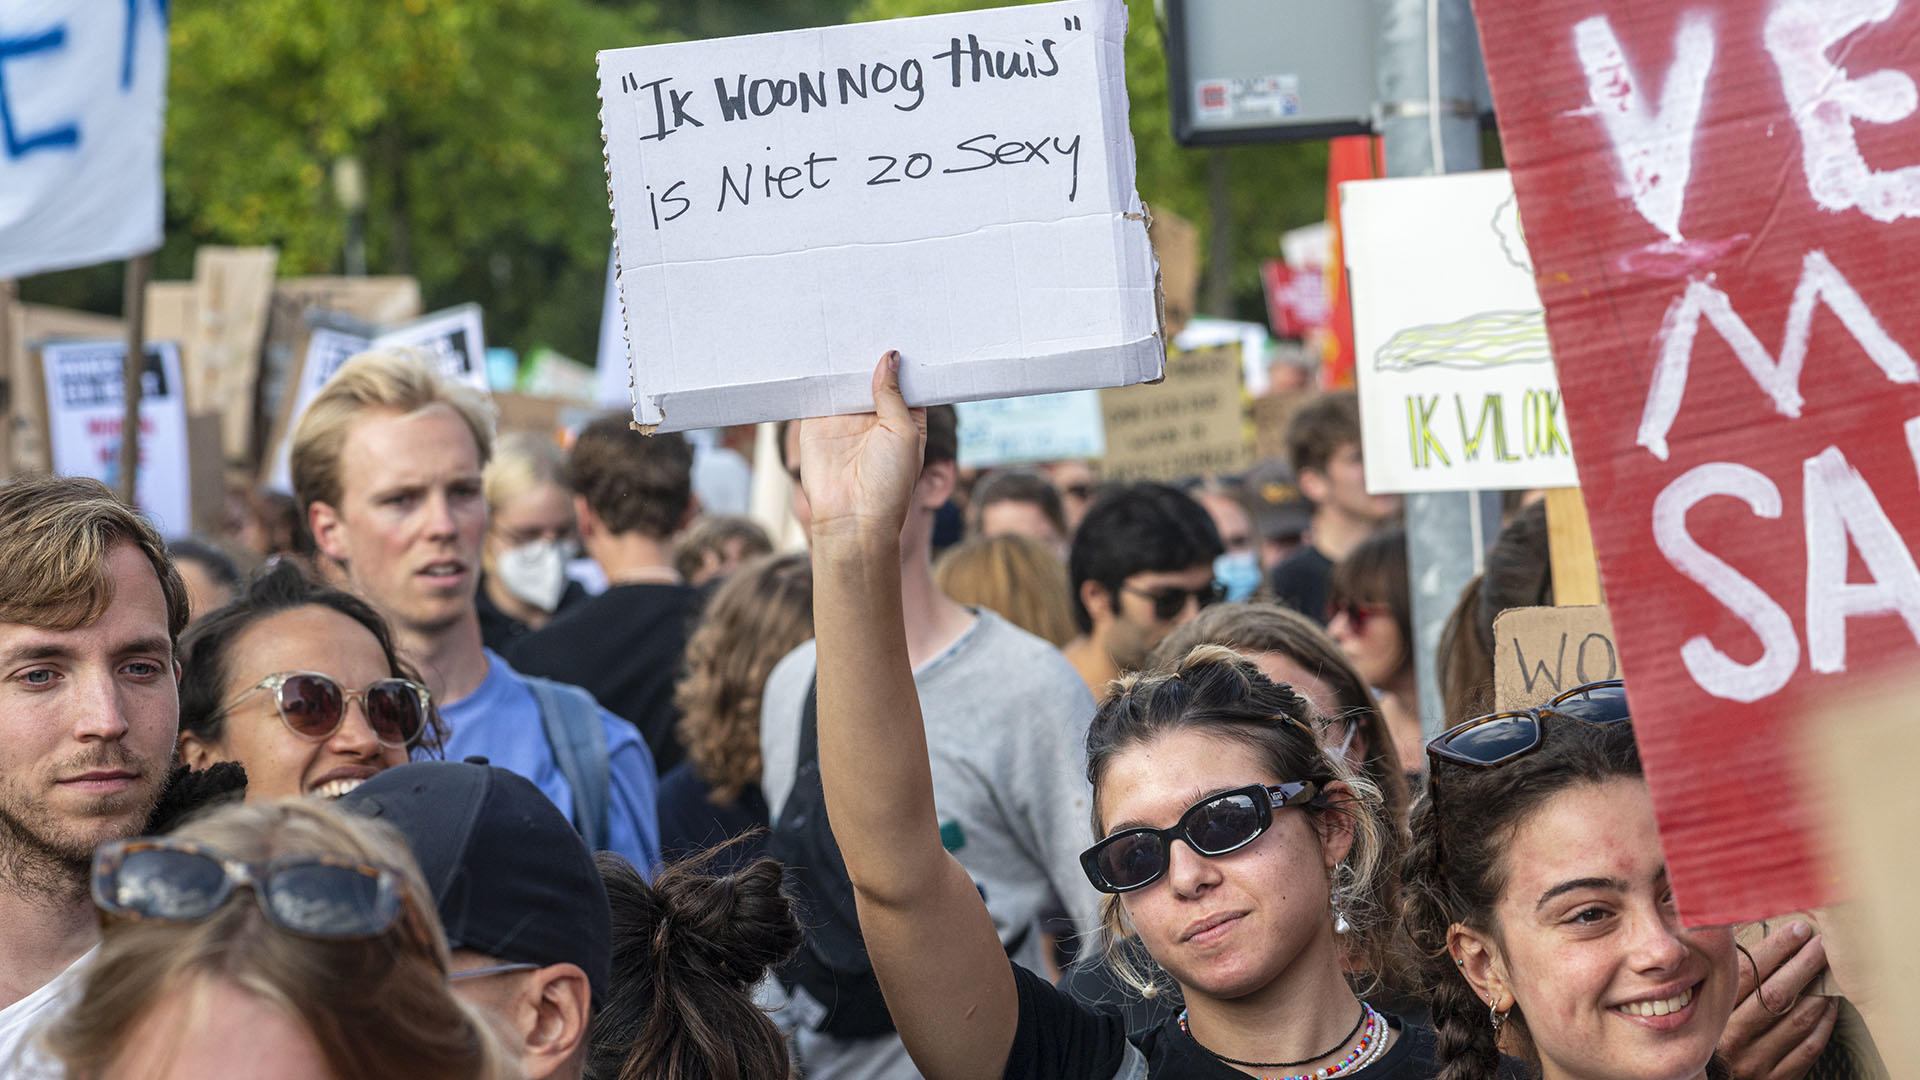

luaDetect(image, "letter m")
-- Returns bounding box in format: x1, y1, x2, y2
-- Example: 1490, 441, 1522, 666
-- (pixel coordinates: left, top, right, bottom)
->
1637, 250, 1920, 460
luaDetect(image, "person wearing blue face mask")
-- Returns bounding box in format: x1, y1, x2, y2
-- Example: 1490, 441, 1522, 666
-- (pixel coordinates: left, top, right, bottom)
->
1191, 487, 1264, 603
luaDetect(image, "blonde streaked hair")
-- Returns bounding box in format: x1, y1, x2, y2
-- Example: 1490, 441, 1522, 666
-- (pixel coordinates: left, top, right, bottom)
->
0, 474, 188, 646
934, 533, 1076, 648
43, 800, 516, 1080
483, 431, 568, 515
289, 348, 497, 520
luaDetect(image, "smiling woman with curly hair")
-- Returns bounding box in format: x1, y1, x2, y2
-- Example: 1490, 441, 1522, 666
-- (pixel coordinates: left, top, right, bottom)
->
656, 553, 814, 875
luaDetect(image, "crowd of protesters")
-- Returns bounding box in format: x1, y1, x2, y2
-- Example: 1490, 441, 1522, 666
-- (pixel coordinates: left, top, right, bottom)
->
0, 346, 1886, 1080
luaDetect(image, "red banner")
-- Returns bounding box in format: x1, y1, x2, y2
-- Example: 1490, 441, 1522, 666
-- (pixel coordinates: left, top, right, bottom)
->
1475, 0, 1920, 924
1261, 259, 1330, 340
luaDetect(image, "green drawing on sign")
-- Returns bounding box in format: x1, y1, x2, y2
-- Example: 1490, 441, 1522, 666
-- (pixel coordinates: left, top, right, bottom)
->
1374, 309, 1551, 371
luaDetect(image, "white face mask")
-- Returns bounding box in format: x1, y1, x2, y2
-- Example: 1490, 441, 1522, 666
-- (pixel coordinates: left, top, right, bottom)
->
495, 539, 574, 613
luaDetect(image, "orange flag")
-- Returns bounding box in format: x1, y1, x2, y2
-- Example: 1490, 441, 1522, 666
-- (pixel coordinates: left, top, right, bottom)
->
1319, 135, 1383, 389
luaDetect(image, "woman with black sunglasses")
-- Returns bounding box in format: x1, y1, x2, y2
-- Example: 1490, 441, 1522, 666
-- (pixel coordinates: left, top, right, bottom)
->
1404, 683, 1744, 1080
39, 799, 515, 1079
177, 561, 446, 802
792, 355, 1433, 1080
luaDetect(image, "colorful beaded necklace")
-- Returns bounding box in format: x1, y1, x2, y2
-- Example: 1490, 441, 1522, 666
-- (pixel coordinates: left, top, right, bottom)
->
1178, 1002, 1383, 1080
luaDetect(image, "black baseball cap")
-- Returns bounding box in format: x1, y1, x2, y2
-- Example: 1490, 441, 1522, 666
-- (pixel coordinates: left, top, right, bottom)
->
340, 759, 612, 1002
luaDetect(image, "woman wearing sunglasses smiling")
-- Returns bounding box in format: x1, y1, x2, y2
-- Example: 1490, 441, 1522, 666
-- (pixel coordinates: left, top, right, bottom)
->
1404, 682, 1742, 1080
793, 355, 1428, 1080
39, 799, 514, 1079
177, 562, 446, 802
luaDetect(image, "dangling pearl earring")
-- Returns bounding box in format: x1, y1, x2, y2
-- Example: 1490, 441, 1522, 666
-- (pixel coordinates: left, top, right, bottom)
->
1330, 887, 1352, 934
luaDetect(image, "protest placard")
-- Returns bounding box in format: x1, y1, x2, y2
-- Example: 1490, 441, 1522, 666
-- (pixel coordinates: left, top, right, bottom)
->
1149, 210, 1199, 340
1341, 170, 1577, 494
10, 303, 126, 474
1492, 605, 1618, 711
1475, 0, 1920, 923
258, 277, 423, 478
955, 391, 1105, 468
187, 247, 280, 464
0, 1, 167, 278
597, 0, 1161, 432
40, 340, 190, 535
1099, 343, 1248, 482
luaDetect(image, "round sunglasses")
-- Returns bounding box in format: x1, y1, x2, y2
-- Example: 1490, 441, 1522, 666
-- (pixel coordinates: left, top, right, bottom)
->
93, 838, 406, 939
1425, 680, 1630, 768
1079, 781, 1321, 894
210, 671, 430, 749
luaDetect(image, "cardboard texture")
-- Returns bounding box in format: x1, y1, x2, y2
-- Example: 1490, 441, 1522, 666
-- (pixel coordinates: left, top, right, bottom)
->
1492, 604, 1617, 711
1473, 0, 1920, 924
1340, 170, 1577, 494
0, 2, 167, 279
1544, 486, 1602, 606
1149, 209, 1199, 340
187, 413, 225, 536
597, 0, 1162, 432
187, 247, 279, 464
145, 282, 198, 374
955, 390, 1105, 468
1806, 675, 1920, 1075
1252, 390, 1312, 464
493, 391, 601, 443
1099, 343, 1248, 482
257, 278, 422, 486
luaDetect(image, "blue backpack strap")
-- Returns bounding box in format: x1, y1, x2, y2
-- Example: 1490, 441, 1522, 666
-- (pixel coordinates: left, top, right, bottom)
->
524, 676, 612, 853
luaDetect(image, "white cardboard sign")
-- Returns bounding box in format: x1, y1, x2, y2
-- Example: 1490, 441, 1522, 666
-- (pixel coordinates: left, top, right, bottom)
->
41, 340, 190, 535
1342, 170, 1579, 494
597, 0, 1161, 432
956, 390, 1105, 468
0, 1, 168, 279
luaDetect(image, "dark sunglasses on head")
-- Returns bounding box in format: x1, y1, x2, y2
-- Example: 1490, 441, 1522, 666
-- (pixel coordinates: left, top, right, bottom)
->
211, 671, 430, 749
1426, 680, 1630, 769
1080, 781, 1321, 894
1123, 581, 1227, 621
1327, 601, 1389, 633
93, 838, 405, 939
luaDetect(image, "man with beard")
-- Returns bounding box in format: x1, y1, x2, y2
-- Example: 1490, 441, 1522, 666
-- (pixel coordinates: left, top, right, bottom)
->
0, 477, 187, 1074
1061, 482, 1226, 695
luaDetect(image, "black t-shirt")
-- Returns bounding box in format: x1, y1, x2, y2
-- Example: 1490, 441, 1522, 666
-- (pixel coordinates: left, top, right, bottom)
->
505, 582, 701, 774
655, 758, 770, 874
1006, 961, 1442, 1080
1270, 544, 1335, 626
474, 573, 588, 655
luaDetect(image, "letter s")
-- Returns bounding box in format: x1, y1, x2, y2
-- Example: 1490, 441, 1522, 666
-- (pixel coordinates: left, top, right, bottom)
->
1652, 462, 1799, 703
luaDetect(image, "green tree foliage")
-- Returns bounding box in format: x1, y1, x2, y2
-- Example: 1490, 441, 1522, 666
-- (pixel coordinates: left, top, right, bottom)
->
851, 0, 1328, 322
157, 0, 664, 360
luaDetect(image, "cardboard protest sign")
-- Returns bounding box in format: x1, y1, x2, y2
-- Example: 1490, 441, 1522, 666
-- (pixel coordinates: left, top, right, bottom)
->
1341, 170, 1577, 494
1492, 605, 1618, 711
10, 303, 126, 474
955, 391, 1105, 468
187, 247, 280, 464
1474, 0, 1920, 922
1099, 343, 1249, 482
1149, 210, 1199, 340
0, 1, 167, 278
40, 340, 190, 535
258, 277, 422, 479
597, 0, 1162, 432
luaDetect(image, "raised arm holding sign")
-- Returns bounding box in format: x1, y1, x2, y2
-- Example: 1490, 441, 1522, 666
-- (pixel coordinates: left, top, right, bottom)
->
597, 0, 1161, 432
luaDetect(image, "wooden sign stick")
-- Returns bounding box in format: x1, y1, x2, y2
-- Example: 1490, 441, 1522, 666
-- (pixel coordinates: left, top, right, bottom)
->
1544, 486, 1602, 606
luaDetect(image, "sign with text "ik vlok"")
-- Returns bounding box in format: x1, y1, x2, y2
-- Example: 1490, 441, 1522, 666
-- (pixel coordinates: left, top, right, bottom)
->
597, 0, 1162, 432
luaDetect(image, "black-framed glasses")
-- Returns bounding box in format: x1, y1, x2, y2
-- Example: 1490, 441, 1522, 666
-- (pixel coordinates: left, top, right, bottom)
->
1426, 680, 1630, 769
210, 671, 430, 749
1122, 581, 1227, 621
93, 838, 405, 939
1079, 781, 1321, 894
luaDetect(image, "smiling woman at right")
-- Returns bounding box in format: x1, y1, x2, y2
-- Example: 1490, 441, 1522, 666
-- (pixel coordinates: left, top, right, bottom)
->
1403, 682, 1742, 1080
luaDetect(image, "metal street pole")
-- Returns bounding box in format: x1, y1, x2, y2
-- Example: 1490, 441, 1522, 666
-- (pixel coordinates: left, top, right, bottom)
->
1374, 0, 1505, 740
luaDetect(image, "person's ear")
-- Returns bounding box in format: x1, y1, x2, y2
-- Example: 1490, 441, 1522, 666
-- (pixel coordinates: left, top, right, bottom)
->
1079, 579, 1114, 629
1297, 467, 1330, 505
1308, 780, 1358, 869
308, 500, 350, 565
1449, 923, 1515, 1016
573, 494, 602, 543
916, 459, 957, 510
176, 729, 219, 772
516, 963, 592, 1076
